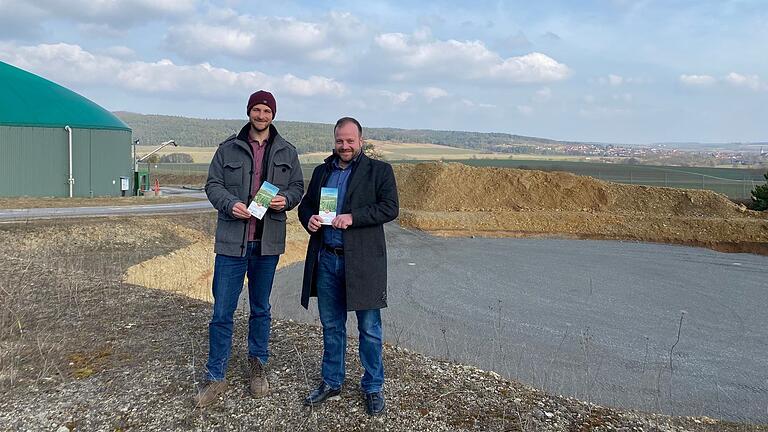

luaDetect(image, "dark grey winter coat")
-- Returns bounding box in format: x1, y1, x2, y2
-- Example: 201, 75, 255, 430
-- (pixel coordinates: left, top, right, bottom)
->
298, 153, 399, 311
206, 123, 304, 257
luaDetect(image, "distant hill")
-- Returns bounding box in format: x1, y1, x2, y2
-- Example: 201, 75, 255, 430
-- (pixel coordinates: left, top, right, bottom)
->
114, 111, 585, 154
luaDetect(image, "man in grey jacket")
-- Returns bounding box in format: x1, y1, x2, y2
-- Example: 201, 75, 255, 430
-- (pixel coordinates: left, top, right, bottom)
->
195, 90, 304, 407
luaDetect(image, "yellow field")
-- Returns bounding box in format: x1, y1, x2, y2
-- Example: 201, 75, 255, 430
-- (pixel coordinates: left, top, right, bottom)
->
367, 140, 596, 162
138, 142, 595, 164
135, 145, 216, 163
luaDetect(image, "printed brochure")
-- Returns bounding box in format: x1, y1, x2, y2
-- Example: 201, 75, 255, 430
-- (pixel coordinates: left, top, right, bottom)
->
319, 187, 338, 225
247, 181, 279, 219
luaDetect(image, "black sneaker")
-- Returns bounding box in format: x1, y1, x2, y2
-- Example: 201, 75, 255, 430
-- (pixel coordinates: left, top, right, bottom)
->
364, 391, 385, 416
303, 381, 341, 406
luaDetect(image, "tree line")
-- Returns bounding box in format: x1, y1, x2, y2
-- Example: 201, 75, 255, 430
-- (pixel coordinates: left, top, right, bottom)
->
115, 111, 568, 154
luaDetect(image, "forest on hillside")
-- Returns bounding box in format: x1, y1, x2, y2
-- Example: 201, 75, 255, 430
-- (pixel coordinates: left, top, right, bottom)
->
115, 112, 574, 154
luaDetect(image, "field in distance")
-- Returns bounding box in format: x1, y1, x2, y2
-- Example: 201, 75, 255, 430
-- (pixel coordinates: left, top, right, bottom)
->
138, 143, 765, 199
138, 141, 600, 165
136, 145, 217, 164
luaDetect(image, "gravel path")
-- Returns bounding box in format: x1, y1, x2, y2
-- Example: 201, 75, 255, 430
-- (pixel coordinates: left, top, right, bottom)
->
270, 223, 768, 423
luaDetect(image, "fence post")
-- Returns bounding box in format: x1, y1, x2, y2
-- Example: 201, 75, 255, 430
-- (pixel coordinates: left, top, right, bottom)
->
743, 176, 746, 199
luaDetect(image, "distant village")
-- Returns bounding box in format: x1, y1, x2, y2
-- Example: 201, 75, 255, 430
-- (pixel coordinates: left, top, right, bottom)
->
508, 141, 768, 167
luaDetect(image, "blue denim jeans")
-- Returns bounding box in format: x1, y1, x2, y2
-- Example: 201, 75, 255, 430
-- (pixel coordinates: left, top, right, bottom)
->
205, 241, 279, 381
316, 248, 384, 393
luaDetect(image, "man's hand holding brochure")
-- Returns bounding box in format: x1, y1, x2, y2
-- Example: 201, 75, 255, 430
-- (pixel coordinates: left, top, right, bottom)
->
247, 181, 280, 219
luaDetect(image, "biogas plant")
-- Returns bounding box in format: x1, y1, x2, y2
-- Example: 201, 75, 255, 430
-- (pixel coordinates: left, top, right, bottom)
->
0, 60, 132, 197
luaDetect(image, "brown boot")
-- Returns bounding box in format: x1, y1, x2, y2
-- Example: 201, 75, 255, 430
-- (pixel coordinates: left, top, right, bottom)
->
249, 357, 269, 397
194, 379, 228, 408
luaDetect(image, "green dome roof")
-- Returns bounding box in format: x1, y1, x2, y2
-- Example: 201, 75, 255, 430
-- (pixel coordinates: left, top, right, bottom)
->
0, 60, 130, 131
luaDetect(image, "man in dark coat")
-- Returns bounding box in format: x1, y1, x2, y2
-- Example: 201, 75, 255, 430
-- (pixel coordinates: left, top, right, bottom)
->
298, 117, 399, 416
195, 90, 304, 408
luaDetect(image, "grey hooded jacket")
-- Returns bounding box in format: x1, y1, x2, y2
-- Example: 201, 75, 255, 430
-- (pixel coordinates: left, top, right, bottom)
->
205, 123, 304, 257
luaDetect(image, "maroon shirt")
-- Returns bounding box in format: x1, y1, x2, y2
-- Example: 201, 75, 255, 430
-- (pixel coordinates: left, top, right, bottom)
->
247, 135, 269, 241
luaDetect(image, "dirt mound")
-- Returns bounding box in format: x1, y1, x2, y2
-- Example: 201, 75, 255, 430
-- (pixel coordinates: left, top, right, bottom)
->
394, 162, 751, 218
123, 211, 308, 303
394, 162, 768, 253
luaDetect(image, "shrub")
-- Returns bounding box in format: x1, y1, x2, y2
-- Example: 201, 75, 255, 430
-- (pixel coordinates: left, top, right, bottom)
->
751, 172, 768, 211
363, 143, 384, 160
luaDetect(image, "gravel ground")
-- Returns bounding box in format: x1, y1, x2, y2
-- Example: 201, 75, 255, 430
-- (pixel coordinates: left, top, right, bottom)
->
1, 215, 766, 431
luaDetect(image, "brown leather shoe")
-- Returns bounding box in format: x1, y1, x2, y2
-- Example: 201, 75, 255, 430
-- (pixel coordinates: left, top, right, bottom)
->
194, 379, 228, 408
249, 357, 269, 397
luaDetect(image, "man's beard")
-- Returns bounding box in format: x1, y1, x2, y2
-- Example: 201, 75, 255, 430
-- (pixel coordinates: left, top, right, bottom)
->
251, 122, 269, 133
338, 149, 359, 159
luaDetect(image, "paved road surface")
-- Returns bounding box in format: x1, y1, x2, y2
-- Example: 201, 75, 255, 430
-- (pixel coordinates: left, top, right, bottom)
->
0, 190, 211, 221
269, 223, 768, 423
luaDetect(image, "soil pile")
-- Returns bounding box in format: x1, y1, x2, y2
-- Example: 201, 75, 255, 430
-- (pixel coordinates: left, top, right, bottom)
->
395, 162, 750, 218
394, 162, 768, 254
123, 211, 309, 302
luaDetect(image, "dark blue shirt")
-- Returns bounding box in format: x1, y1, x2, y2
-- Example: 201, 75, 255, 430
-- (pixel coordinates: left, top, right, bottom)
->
323, 156, 356, 248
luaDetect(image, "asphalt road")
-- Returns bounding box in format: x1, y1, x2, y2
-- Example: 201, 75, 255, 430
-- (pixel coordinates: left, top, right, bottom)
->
0, 189, 212, 221
269, 223, 768, 423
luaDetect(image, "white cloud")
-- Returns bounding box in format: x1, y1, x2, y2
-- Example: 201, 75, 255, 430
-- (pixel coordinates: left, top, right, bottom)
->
422, 86, 449, 102
679, 74, 716, 86
724, 72, 766, 91
679, 73, 766, 91
0, 43, 345, 98
166, 11, 365, 64
459, 99, 496, 109
378, 90, 413, 105
373, 31, 570, 84
489, 52, 570, 82
597, 74, 650, 86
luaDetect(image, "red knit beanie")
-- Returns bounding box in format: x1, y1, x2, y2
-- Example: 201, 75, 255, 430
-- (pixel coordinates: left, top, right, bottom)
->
247, 90, 277, 118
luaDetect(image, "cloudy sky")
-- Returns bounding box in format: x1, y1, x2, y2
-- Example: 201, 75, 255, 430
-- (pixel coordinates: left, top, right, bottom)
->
1, 0, 766, 143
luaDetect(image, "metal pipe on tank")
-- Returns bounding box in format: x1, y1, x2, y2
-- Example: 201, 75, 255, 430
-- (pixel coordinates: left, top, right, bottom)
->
64, 125, 74, 197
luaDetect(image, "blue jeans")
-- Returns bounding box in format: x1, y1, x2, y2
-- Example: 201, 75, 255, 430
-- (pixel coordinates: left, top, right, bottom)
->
206, 241, 279, 381
316, 248, 384, 393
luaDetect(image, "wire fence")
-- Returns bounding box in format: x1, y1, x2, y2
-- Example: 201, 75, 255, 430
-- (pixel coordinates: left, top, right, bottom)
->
590, 172, 759, 200
453, 159, 765, 200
